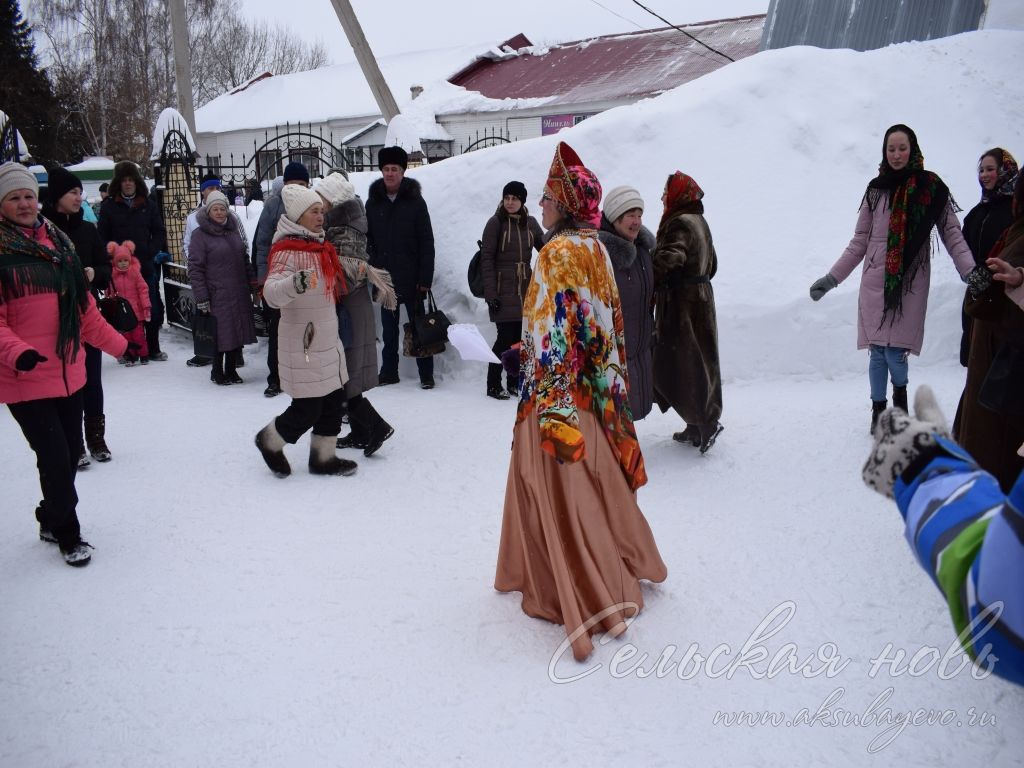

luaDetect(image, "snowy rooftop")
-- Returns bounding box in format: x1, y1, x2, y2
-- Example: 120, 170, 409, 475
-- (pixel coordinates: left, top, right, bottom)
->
448, 15, 766, 104
194, 40, 540, 134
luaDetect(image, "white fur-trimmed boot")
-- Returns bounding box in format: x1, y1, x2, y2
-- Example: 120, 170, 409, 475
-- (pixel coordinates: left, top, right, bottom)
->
309, 434, 358, 476
255, 421, 291, 478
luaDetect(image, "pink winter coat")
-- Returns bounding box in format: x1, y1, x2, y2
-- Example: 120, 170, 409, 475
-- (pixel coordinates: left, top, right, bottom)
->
110, 258, 151, 321
830, 199, 974, 355
0, 291, 127, 404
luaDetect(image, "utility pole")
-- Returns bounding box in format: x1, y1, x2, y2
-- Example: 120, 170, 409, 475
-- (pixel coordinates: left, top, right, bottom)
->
168, 0, 197, 134
327, 0, 401, 121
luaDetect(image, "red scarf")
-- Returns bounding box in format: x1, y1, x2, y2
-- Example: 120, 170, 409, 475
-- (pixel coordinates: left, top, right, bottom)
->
268, 237, 347, 300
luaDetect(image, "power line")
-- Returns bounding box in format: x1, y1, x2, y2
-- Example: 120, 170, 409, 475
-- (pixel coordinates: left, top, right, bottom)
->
629, 0, 735, 61
582, 0, 725, 68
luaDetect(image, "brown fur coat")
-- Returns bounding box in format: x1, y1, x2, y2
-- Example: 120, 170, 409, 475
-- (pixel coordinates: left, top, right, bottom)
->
651, 210, 722, 426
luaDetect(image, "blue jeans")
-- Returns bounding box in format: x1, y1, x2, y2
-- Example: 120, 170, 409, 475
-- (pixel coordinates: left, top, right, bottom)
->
868, 345, 908, 402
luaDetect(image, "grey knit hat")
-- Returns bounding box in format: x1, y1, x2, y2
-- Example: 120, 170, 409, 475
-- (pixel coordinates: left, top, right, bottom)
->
204, 190, 229, 211
0, 162, 39, 202
602, 185, 644, 223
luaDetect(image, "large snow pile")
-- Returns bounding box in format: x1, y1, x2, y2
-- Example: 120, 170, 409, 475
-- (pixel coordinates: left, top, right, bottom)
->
3, 30, 1024, 768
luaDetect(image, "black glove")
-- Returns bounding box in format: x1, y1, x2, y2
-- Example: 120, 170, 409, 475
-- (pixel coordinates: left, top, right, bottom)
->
809, 273, 838, 301
965, 264, 993, 298
15, 349, 47, 371
486, 298, 501, 312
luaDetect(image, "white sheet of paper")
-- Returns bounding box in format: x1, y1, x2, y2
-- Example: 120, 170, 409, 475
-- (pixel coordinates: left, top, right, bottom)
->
445, 323, 501, 364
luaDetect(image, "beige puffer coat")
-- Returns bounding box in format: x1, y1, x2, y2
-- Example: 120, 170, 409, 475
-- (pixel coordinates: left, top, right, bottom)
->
263, 218, 349, 399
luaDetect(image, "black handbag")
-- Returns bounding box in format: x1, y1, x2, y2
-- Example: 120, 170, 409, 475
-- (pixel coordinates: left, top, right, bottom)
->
403, 322, 445, 358
97, 286, 138, 333
192, 312, 218, 359
467, 240, 484, 298
413, 290, 451, 348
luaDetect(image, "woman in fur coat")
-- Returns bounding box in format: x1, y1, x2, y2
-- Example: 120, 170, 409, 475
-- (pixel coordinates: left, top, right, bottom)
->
597, 185, 655, 420
957, 177, 1024, 492
480, 180, 544, 399
254, 185, 356, 478
652, 171, 723, 453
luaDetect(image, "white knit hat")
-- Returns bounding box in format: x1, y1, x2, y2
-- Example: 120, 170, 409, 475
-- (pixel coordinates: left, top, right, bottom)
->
282, 184, 323, 223
315, 172, 356, 206
0, 162, 39, 202
203, 190, 229, 210
602, 185, 644, 223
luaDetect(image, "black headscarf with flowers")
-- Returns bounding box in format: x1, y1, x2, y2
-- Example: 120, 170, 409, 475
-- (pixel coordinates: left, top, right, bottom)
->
978, 147, 1019, 203
863, 124, 952, 325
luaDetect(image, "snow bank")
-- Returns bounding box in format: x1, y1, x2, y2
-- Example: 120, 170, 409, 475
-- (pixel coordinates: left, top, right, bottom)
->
344, 29, 1024, 383
151, 108, 198, 160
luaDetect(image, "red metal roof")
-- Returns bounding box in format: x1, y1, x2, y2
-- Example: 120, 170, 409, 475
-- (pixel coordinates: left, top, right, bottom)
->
449, 15, 765, 105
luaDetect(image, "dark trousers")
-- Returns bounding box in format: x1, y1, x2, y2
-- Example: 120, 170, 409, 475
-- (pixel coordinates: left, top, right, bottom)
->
264, 302, 281, 386
274, 387, 347, 443
82, 343, 103, 417
145, 266, 165, 354
488, 321, 521, 390
9, 391, 84, 548
380, 298, 433, 381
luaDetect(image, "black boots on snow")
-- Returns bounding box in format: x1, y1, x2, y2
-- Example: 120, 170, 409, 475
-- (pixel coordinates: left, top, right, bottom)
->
672, 422, 723, 454
892, 385, 908, 413
85, 415, 112, 462
871, 399, 888, 433
338, 399, 394, 457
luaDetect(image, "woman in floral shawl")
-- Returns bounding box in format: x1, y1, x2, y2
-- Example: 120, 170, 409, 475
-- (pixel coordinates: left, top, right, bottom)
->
494, 142, 667, 662
809, 124, 982, 432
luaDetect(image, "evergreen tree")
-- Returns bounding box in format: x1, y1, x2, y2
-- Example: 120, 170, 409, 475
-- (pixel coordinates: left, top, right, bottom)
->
0, 0, 87, 165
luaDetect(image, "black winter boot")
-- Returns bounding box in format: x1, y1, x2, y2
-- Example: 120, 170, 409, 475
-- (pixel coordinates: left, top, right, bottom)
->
698, 423, 724, 455
309, 434, 358, 476
337, 418, 368, 450
892, 385, 908, 413
672, 424, 701, 447
870, 400, 887, 434
353, 398, 395, 457
255, 421, 291, 477
225, 348, 243, 384
84, 415, 112, 462
211, 353, 228, 385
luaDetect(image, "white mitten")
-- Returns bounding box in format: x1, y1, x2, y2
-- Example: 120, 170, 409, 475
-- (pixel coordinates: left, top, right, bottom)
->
862, 385, 950, 498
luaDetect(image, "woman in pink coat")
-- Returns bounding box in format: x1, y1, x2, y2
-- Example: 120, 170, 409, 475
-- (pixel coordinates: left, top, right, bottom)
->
809, 124, 986, 431
0, 162, 127, 567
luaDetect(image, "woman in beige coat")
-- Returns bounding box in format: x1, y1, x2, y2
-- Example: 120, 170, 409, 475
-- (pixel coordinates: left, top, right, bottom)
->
254, 185, 356, 478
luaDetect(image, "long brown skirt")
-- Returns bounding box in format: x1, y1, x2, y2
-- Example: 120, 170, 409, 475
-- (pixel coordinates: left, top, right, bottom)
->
495, 409, 668, 661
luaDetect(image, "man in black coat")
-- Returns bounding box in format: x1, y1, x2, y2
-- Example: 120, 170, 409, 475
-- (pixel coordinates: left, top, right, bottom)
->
98, 161, 168, 360
365, 146, 436, 388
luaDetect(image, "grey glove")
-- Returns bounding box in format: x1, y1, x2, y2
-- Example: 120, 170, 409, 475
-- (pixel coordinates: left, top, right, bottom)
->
965, 264, 993, 298
196, 300, 211, 314
809, 273, 838, 301
862, 385, 949, 499
293, 269, 314, 294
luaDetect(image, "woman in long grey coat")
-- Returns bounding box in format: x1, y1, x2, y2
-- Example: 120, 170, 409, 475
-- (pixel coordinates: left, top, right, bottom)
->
652, 171, 723, 454
187, 192, 257, 384
598, 185, 655, 420
254, 185, 356, 478
319, 173, 398, 457
480, 181, 544, 399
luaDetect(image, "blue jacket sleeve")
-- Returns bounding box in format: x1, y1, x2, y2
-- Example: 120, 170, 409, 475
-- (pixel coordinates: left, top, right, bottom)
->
894, 436, 1024, 686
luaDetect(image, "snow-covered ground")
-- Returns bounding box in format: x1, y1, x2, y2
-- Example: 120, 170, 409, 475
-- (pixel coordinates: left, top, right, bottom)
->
3, 30, 1024, 767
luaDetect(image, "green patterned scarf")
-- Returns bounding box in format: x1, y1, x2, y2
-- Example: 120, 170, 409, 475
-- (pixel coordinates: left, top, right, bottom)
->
0, 216, 89, 361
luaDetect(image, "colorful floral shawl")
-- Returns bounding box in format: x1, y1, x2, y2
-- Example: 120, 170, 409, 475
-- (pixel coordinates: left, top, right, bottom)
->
980, 147, 1018, 203
516, 228, 647, 490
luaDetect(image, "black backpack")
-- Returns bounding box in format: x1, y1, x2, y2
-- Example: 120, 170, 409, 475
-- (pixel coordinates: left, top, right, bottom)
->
467, 240, 484, 298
